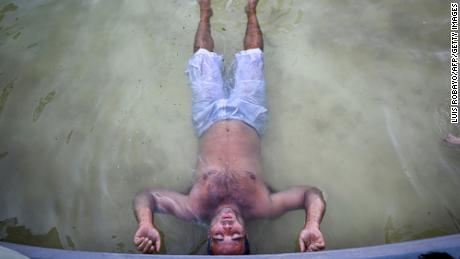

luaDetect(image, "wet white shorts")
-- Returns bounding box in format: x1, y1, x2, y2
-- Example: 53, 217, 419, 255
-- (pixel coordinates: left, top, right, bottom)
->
185, 48, 268, 137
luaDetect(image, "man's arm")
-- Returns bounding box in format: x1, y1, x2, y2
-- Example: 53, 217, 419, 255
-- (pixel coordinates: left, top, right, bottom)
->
268, 186, 325, 223
132, 189, 195, 253
133, 188, 195, 224
268, 186, 326, 252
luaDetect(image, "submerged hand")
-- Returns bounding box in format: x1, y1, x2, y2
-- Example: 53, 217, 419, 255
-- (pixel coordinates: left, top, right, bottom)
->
133, 223, 161, 253
298, 226, 325, 252
445, 133, 460, 145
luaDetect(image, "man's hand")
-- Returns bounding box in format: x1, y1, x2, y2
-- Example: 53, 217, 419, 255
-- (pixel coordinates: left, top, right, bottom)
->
298, 225, 325, 252
133, 222, 161, 254
445, 133, 460, 145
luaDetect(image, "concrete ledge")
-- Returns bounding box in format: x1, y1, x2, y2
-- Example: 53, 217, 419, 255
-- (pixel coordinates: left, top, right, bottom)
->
1, 234, 460, 259
0, 245, 29, 259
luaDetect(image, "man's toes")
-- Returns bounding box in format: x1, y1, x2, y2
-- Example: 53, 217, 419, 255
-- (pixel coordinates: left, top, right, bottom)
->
247, 0, 258, 10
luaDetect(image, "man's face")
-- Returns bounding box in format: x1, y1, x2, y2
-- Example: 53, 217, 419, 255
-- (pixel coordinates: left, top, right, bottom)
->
209, 208, 246, 255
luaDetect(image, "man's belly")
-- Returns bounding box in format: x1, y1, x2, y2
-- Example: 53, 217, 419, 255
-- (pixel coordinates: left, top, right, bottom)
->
196, 120, 263, 178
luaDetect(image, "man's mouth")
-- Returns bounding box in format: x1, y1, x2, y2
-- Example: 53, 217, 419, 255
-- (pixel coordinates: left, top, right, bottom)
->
221, 213, 234, 220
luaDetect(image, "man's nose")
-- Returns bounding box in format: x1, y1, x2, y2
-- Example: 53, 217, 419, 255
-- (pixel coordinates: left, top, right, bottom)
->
223, 224, 232, 231
222, 221, 233, 229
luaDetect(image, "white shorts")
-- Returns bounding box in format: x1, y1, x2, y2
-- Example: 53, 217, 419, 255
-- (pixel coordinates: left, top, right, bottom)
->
185, 48, 268, 137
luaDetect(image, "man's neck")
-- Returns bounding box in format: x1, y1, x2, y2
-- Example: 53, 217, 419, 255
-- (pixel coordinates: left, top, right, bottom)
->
213, 204, 242, 217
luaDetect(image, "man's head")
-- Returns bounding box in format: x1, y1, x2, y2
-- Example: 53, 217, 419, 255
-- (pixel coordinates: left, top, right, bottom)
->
207, 207, 250, 255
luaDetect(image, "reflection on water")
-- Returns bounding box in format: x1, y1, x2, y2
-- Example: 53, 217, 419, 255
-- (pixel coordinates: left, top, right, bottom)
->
0, 0, 459, 255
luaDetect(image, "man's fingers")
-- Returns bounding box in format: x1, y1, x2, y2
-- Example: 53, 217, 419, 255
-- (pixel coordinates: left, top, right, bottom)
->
312, 239, 325, 250
155, 238, 161, 252
134, 237, 142, 246
138, 238, 149, 251
299, 239, 306, 252
150, 246, 155, 253
141, 238, 149, 248
317, 242, 326, 250
143, 240, 152, 253
308, 242, 325, 252
142, 244, 150, 254
136, 237, 144, 250
309, 244, 319, 251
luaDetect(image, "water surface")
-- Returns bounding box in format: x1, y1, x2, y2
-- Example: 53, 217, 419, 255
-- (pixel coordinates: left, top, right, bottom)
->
0, 0, 459, 254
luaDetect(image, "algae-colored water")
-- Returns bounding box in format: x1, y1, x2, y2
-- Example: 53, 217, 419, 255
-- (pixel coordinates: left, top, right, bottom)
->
0, 0, 459, 255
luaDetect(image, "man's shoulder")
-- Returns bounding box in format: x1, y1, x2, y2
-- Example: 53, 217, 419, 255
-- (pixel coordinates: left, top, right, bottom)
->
241, 183, 274, 220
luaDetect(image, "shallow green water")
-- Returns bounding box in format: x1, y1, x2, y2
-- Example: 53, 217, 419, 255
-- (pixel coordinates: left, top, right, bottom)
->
0, 0, 459, 255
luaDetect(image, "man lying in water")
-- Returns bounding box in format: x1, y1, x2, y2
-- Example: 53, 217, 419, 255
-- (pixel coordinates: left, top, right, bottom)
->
132, 0, 326, 255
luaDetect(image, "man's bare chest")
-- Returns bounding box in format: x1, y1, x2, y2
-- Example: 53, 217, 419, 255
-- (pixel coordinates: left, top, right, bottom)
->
192, 170, 259, 213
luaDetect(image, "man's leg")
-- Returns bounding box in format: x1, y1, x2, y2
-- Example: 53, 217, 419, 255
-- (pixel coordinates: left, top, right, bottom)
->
225, 0, 267, 136
187, 0, 226, 136
194, 0, 214, 52
244, 0, 263, 51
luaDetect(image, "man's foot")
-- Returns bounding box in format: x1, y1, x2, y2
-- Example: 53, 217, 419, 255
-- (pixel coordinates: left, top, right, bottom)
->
245, 0, 258, 14
199, 0, 213, 20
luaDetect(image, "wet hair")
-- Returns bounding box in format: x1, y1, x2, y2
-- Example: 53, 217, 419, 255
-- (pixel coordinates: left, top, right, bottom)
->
418, 252, 454, 259
207, 236, 250, 255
